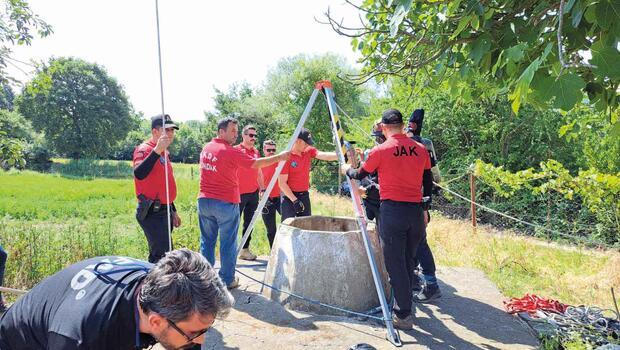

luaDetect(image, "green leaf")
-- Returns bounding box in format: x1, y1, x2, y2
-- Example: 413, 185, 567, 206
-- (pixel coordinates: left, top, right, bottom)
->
504, 43, 526, 62
469, 34, 491, 64
590, 40, 620, 79
571, 0, 585, 27
471, 15, 479, 30
509, 57, 543, 114
389, 5, 408, 37
594, 0, 620, 29
549, 73, 586, 110
451, 15, 471, 40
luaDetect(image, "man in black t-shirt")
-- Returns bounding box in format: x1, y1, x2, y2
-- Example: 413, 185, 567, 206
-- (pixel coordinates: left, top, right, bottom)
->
0, 249, 233, 350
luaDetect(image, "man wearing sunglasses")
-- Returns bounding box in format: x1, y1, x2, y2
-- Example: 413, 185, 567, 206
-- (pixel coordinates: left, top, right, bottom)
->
260, 139, 282, 248
235, 125, 265, 261
198, 117, 290, 290
0, 249, 233, 350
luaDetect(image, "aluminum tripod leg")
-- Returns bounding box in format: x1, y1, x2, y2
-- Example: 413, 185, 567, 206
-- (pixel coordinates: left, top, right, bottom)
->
236, 88, 320, 258
321, 82, 402, 347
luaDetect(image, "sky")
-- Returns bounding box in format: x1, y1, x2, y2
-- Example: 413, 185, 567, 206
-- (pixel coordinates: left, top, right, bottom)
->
7, 0, 362, 121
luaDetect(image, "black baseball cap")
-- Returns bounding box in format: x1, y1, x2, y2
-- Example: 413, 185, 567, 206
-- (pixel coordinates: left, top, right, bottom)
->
151, 114, 179, 130
381, 109, 404, 125
297, 128, 314, 145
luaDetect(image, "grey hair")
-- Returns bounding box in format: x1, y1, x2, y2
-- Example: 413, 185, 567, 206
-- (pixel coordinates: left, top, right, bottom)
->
139, 249, 234, 321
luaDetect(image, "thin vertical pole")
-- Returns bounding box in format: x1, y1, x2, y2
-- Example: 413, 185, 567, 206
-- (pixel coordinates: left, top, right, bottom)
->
154, 0, 173, 251
470, 171, 477, 234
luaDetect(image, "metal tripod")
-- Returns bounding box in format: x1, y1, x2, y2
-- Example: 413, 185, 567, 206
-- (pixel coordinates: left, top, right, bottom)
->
237, 80, 402, 347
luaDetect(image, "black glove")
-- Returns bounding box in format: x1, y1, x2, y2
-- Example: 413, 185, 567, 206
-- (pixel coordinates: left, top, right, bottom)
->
293, 199, 305, 214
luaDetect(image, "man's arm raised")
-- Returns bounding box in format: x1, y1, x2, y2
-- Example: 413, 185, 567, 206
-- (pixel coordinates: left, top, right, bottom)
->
251, 151, 290, 169
315, 151, 338, 161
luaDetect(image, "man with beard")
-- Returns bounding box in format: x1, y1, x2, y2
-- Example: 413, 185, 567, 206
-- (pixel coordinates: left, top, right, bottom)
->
0, 249, 233, 350
235, 125, 265, 261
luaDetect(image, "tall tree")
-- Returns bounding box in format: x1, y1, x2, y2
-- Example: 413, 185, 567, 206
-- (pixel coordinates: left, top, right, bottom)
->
263, 53, 370, 191
324, 0, 620, 118
0, 0, 52, 82
17, 57, 138, 158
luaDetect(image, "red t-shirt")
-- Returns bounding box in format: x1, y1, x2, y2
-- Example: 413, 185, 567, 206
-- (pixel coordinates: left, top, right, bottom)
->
261, 163, 281, 198
362, 134, 431, 202
281, 147, 318, 192
199, 138, 256, 204
132, 141, 177, 204
235, 144, 261, 195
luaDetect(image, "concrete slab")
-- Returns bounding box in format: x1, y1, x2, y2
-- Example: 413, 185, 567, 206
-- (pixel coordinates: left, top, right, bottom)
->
183, 258, 538, 350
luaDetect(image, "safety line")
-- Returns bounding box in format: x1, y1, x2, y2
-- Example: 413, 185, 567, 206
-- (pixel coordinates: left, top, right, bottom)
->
334, 101, 375, 141
434, 182, 609, 246
233, 268, 386, 322
0, 286, 28, 295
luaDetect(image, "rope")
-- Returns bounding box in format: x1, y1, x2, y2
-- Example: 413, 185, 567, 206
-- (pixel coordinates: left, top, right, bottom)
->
233, 267, 386, 322
541, 306, 619, 345
0, 286, 28, 295
154, 0, 173, 251
434, 182, 609, 246
334, 102, 376, 143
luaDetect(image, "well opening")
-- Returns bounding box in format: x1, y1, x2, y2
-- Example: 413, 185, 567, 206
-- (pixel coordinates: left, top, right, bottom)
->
283, 215, 359, 232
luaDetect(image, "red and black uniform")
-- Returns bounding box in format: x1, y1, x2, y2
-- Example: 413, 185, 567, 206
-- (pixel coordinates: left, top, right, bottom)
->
280, 147, 318, 221
198, 139, 255, 203
261, 163, 282, 247
347, 133, 432, 320
133, 140, 177, 263
235, 144, 261, 249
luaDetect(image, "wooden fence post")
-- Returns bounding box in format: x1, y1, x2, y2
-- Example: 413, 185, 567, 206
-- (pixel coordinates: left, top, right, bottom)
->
470, 171, 477, 234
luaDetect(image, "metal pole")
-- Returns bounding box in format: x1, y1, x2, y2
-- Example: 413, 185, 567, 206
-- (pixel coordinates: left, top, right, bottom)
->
236, 89, 321, 257
321, 82, 401, 347
154, 0, 173, 251
470, 171, 477, 234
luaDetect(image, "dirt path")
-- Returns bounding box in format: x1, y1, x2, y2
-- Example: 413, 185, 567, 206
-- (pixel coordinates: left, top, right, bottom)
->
183, 258, 538, 350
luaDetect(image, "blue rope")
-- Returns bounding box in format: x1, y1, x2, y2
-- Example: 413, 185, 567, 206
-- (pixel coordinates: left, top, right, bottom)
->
234, 267, 387, 322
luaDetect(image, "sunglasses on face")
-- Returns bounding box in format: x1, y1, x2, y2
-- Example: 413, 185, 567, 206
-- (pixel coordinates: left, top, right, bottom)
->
167, 319, 210, 346
246, 133, 257, 138
264, 148, 276, 153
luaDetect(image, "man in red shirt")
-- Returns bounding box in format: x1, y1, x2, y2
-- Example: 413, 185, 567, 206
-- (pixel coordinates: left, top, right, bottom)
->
343, 109, 433, 330
133, 114, 181, 263
235, 125, 265, 261
198, 117, 289, 289
279, 128, 338, 222
260, 139, 281, 248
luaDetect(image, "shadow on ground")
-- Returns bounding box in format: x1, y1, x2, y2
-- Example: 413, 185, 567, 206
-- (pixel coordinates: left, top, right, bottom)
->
199, 261, 537, 350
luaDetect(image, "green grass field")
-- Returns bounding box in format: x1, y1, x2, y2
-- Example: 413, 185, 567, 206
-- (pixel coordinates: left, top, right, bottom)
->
1, 159, 618, 314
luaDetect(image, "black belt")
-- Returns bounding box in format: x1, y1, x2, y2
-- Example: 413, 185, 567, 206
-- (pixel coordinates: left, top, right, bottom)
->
380, 199, 422, 206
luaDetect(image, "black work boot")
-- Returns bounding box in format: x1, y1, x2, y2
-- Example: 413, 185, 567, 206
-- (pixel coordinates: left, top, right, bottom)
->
411, 273, 424, 295
413, 283, 442, 303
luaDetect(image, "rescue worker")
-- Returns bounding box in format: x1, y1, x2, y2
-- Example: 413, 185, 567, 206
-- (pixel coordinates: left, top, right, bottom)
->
407, 109, 442, 302
343, 109, 433, 330
198, 117, 289, 290
260, 139, 282, 248
133, 114, 181, 263
279, 128, 338, 221
0, 249, 233, 350
235, 125, 265, 261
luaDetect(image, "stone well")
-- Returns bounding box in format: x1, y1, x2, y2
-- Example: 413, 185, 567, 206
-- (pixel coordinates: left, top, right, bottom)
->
262, 216, 389, 316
